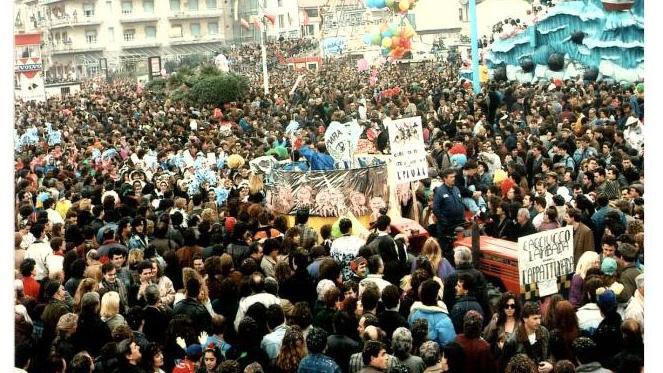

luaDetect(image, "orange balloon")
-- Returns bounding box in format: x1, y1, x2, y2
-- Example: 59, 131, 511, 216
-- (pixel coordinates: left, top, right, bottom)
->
391, 36, 401, 47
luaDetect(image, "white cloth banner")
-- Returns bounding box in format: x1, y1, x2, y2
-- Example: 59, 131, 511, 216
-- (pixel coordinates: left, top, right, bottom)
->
517, 226, 575, 292
324, 120, 361, 167
388, 116, 428, 183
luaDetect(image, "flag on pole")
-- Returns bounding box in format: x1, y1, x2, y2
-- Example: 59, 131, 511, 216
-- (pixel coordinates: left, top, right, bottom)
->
250, 15, 262, 29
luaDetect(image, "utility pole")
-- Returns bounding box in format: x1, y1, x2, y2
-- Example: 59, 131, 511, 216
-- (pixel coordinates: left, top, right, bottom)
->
259, 0, 269, 95
469, 0, 481, 94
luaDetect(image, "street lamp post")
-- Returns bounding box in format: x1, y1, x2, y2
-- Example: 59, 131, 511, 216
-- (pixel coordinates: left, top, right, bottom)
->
259, 0, 269, 95
469, 0, 481, 94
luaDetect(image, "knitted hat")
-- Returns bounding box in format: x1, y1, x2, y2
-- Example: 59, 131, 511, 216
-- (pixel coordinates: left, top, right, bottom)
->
419, 341, 440, 362
56, 313, 78, 332
596, 288, 617, 312
601, 257, 618, 276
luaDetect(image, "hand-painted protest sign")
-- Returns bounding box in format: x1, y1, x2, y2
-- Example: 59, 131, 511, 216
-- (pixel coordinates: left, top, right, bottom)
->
517, 226, 574, 297
266, 165, 388, 217
387, 116, 428, 183
324, 120, 362, 168
322, 37, 346, 55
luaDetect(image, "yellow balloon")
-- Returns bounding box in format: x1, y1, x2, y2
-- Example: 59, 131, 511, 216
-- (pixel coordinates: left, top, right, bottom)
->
382, 37, 393, 48
405, 24, 415, 38
399, 0, 409, 11
480, 65, 489, 83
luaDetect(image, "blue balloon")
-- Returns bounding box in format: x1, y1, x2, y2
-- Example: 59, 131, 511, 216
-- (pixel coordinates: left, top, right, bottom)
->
381, 30, 392, 38
374, 0, 386, 7
366, 0, 376, 7
381, 48, 390, 57
363, 34, 372, 45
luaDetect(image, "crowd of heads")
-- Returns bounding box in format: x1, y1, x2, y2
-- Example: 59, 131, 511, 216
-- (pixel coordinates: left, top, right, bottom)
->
13, 32, 645, 373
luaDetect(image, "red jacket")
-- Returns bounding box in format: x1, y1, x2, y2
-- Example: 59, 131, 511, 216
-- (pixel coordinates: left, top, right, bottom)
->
23, 276, 40, 299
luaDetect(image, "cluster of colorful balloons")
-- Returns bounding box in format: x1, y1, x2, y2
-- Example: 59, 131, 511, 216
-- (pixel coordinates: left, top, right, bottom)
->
363, 20, 416, 59
366, 0, 418, 14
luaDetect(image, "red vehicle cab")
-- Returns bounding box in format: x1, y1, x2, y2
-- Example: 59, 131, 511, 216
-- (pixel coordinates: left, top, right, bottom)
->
454, 236, 520, 295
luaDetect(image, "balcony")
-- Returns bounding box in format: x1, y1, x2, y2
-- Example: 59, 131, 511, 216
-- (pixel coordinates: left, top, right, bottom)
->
119, 14, 160, 24
48, 16, 102, 29
169, 35, 222, 45
167, 9, 223, 20
38, 0, 66, 4
121, 41, 162, 49
49, 43, 105, 55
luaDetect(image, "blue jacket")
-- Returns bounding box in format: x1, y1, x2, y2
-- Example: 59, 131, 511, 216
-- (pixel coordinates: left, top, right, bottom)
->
449, 295, 485, 334
432, 184, 465, 231
297, 353, 342, 373
299, 145, 335, 171
408, 302, 456, 347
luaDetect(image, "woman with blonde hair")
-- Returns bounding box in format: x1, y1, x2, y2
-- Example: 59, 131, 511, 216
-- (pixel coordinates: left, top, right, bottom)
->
569, 251, 600, 308
248, 173, 265, 204
73, 278, 98, 313
412, 237, 455, 280
274, 325, 307, 373
100, 291, 127, 331
127, 249, 145, 270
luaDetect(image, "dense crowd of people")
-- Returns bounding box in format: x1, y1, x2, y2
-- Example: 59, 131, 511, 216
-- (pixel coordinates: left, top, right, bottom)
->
13, 32, 645, 373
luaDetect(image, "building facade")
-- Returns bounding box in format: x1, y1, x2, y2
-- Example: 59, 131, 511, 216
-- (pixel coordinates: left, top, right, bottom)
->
13, 0, 301, 81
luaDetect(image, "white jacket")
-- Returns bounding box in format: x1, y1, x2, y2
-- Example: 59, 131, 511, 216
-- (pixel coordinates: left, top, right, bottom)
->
25, 240, 52, 281
624, 290, 644, 335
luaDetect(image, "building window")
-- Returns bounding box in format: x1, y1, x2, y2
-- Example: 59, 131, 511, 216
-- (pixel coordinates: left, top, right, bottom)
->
145, 25, 157, 38
170, 0, 180, 11
83, 3, 95, 17
15, 74, 21, 90
188, 0, 198, 11
108, 27, 114, 42
459, 5, 468, 22
191, 23, 201, 36
61, 87, 70, 96
306, 9, 318, 17
277, 0, 283, 6
206, 0, 216, 9
208, 21, 218, 35
305, 24, 314, 35
143, 0, 154, 13
123, 29, 135, 41
278, 14, 284, 28
85, 30, 97, 43
106, 0, 112, 12
170, 24, 183, 37
122, 1, 133, 14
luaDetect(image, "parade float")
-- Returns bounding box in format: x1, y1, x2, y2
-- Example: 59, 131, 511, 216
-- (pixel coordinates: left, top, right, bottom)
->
485, 0, 644, 83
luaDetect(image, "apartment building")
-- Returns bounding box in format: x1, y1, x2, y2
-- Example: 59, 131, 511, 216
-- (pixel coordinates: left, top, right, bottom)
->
12, 0, 225, 79
13, 0, 306, 80
228, 0, 300, 43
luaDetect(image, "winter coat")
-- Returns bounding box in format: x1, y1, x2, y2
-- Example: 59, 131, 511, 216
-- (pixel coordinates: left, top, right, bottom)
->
408, 302, 456, 347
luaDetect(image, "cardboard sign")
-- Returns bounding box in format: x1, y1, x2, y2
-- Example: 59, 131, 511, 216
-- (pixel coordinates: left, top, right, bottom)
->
387, 116, 428, 183
517, 226, 575, 296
